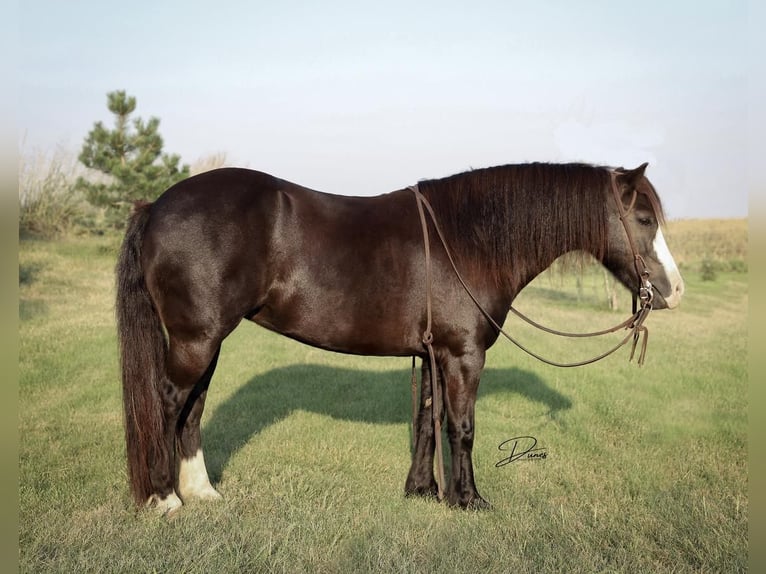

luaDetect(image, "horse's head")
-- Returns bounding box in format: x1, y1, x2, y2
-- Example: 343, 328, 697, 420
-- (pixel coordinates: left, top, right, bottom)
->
603, 163, 685, 310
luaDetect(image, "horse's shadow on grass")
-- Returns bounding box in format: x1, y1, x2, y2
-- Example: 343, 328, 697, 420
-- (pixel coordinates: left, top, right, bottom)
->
203, 364, 571, 483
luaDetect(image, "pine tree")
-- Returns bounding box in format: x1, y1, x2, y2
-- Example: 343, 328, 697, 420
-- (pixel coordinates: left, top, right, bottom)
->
76, 90, 190, 226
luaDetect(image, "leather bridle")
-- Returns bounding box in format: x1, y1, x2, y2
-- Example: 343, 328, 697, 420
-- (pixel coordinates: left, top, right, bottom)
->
609, 170, 655, 310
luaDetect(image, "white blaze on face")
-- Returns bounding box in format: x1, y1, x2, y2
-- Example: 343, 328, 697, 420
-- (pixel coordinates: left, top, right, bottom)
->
178, 449, 222, 501
652, 227, 685, 308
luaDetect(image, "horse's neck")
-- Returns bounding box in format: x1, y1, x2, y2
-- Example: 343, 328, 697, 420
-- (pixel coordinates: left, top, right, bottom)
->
492, 216, 584, 296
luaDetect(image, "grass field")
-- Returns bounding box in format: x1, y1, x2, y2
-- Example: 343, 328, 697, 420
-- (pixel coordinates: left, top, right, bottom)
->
19, 222, 748, 573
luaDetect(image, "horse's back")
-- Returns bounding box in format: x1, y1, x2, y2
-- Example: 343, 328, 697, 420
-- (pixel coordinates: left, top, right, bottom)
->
138, 168, 423, 354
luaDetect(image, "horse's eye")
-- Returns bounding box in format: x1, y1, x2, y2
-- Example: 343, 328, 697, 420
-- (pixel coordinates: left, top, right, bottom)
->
637, 217, 653, 227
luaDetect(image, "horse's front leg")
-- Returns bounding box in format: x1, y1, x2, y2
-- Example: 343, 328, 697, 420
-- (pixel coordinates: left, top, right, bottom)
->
443, 352, 490, 509
404, 357, 440, 498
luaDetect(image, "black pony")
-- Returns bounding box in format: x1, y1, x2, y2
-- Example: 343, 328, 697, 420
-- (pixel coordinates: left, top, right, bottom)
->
116, 162, 684, 514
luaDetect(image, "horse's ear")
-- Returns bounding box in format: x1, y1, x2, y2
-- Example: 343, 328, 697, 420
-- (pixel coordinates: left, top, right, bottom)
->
616, 162, 648, 189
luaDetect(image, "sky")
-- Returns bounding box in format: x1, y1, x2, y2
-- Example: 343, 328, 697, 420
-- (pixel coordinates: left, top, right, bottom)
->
18, 0, 755, 219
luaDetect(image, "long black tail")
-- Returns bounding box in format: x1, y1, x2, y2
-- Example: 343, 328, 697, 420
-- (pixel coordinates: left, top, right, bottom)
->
115, 203, 168, 506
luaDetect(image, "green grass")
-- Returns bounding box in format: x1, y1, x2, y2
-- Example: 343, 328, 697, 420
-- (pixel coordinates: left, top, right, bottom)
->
19, 233, 747, 573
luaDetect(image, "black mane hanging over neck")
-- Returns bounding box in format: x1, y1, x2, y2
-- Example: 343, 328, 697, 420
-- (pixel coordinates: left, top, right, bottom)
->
418, 162, 614, 289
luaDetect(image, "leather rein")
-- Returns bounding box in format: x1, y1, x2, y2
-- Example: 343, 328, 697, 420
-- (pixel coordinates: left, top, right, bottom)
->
409, 170, 655, 501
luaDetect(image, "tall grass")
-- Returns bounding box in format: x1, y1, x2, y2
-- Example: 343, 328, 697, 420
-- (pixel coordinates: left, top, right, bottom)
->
18, 147, 86, 237
190, 152, 229, 175
18, 147, 234, 237
19, 229, 747, 573
664, 218, 748, 273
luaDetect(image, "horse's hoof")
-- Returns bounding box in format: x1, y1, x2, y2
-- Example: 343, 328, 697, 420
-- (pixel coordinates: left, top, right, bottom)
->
146, 492, 183, 517
180, 484, 223, 502
466, 496, 492, 511
191, 486, 223, 501
448, 492, 492, 510
404, 483, 439, 500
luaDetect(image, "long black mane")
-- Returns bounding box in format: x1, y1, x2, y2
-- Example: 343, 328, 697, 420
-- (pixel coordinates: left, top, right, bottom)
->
418, 162, 661, 289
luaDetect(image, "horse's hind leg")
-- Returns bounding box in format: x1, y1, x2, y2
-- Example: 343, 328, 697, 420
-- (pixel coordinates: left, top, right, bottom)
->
404, 358, 440, 498
176, 350, 222, 502
152, 336, 222, 514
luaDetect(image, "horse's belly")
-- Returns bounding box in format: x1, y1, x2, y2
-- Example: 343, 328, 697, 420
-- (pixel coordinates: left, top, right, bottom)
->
250, 292, 419, 357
